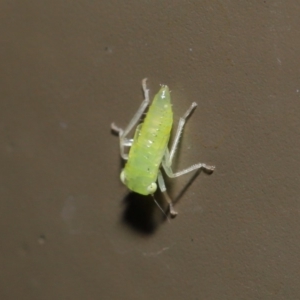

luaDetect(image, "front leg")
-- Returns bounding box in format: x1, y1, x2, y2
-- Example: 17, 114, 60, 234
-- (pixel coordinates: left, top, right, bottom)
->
157, 170, 178, 218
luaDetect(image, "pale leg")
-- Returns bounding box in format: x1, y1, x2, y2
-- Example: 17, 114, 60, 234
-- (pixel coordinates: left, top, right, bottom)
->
111, 78, 150, 160
157, 170, 178, 217
162, 103, 215, 177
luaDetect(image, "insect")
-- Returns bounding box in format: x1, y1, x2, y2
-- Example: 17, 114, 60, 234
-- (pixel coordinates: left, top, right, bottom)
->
111, 78, 215, 217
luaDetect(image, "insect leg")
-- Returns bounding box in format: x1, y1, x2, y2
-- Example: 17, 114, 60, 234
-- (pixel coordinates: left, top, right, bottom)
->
111, 78, 150, 160
157, 170, 178, 217
162, 102, 215, 177
169, 102, 197, 163
163, 150, 215, 177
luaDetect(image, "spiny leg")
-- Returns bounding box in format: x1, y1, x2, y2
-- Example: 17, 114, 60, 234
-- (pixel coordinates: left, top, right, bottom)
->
169, 102, 197, 163
162, 102, 215, 177
111, 78, 150, 160
157, 170, 178, 217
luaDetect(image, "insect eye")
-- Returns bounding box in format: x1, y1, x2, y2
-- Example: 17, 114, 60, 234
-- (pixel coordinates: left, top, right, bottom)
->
120, 170, 126, 184
147, 182, 157, 194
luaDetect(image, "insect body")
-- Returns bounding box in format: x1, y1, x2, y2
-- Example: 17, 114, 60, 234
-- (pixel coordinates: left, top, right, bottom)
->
111, 79, 215, 217
122, 85, 172, 196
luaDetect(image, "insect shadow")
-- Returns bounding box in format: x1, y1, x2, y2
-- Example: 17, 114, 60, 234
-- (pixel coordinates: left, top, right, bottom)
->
122, 191, 168, 235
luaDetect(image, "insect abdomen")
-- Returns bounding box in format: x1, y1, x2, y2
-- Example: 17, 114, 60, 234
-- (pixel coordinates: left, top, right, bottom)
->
124, 85, 173, 195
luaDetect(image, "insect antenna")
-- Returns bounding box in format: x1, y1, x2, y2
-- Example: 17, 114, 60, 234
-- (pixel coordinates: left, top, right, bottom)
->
151, 194, 170, 222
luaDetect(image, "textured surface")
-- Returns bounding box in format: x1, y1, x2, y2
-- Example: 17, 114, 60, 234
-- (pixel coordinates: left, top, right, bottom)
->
1, 1, 300, 299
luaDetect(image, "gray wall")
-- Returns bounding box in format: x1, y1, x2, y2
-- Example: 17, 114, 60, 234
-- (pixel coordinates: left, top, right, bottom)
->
1, 1, 300, 299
